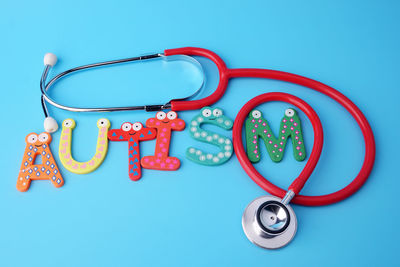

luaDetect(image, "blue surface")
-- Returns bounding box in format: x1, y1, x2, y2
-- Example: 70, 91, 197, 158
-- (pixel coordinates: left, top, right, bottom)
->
1, 0, 399, 266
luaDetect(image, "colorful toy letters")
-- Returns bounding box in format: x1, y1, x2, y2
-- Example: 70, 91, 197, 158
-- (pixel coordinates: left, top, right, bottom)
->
141, 111, 185, 171
245, 108, 306, 163
59, 118, 110, 174
108, 121, 156, 181
186, 107, 233, 165
17, 107, 306, 191
17, 132, 63, 192
107, 111, 185, 181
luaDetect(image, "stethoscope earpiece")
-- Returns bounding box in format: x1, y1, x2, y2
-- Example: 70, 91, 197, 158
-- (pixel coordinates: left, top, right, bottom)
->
39, 52, 205, 117
31, 47, 375, 249
44, 53, 57, 67
242, 195, 297, 249
43, 116, 58, 133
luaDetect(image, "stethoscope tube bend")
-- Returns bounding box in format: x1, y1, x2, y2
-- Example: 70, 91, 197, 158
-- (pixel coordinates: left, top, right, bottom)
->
40, 47, 375, 206
233, 92, 324, 197
165, 47, 375, 206
37, 47, 375, 249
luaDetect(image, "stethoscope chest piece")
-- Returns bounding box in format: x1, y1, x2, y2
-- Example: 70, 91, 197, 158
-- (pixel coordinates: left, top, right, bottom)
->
242, 195, 297, 249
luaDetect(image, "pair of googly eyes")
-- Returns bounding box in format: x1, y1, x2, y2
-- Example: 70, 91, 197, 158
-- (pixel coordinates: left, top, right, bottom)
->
252, 108, 295, 119
27, 133, 50, 143
121, 122, 143, 132
63, 119, 109, 128
202, 108, 223, 118
156, 111, 177, 120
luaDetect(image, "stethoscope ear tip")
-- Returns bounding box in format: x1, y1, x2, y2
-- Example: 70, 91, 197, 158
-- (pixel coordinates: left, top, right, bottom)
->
44, 117, 58, 133
44, 53, 57, 67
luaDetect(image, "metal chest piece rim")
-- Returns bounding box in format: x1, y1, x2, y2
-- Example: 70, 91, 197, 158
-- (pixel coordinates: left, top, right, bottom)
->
242, 195, 297, 249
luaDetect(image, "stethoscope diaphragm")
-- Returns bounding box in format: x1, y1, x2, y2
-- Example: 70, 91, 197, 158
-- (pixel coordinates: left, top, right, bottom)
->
242, 195, 297, 249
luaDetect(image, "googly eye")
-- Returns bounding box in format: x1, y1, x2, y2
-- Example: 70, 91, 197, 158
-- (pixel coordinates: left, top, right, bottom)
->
285, 108, 295, 117
27, 134, 38, 144
63, 119, 74, 128
202, 108, 212, 117
252, 110, 261, 119
121, 122, 132, 132
38, 133, 49, 142
97, 118, 109, 128
167, 111, 177, 120
213, 109, 223, 117
132, 122, 143, 131
156, 112, 166, 120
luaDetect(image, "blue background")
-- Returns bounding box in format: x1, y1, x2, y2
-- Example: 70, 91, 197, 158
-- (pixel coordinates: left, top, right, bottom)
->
1, 0, 399, 266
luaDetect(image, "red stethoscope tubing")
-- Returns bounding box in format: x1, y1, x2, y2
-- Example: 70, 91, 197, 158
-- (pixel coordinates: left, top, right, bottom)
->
165, 47, 375, 206
233, 92, 324, 197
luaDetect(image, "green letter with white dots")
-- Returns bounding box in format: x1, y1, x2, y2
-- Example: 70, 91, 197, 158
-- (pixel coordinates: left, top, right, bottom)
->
186, 107, 233, 165
245, 108, 306, 163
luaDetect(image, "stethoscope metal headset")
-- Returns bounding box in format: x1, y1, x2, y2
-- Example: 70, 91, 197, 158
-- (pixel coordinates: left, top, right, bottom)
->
40, 47, 375, 249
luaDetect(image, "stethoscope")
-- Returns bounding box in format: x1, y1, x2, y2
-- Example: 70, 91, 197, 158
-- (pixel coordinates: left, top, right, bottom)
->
40, 47, 375, 249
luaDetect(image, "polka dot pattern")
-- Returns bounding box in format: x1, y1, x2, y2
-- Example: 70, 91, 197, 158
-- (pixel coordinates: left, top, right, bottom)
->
108, 122, 156, 181
186, 107, 234, 166
141, 112, 186, 171
245, 108, 306, 163
59, 118, 110, 175
17, 132, 63, 192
